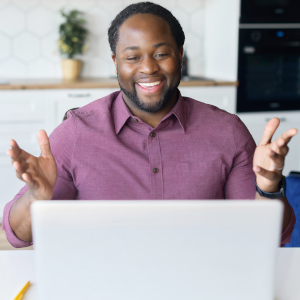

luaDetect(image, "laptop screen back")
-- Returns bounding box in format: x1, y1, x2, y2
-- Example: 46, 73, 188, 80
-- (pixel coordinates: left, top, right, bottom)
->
31, 200, 283, 300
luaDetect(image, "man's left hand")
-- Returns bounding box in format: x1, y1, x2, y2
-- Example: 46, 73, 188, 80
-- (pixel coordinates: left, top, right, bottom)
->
253, 118, 298, 192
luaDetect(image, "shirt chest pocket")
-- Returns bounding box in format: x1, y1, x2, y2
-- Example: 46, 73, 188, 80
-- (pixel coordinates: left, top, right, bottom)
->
176, 160, 222, 199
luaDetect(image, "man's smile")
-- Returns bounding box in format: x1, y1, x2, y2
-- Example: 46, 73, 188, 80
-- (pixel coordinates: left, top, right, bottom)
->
136, 79, 165, 94
138, 81, 162, 87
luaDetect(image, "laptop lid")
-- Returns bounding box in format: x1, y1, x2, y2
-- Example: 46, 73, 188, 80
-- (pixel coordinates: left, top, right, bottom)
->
31, 200, 283, 300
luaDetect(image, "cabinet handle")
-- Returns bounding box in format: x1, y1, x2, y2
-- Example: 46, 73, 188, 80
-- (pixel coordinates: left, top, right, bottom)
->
265, 117, 286, 122
68, 93, 91, 98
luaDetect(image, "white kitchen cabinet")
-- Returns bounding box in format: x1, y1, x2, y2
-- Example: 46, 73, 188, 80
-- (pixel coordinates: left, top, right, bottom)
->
0, 91, 46, 122
0, 85, 236, 222
0, 123, 42, 157
179, 86, 236, 114
238, 111, 300, 176
53, 88, 117, 127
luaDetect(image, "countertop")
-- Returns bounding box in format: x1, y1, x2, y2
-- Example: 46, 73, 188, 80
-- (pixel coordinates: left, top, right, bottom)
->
0, 77, 238, 90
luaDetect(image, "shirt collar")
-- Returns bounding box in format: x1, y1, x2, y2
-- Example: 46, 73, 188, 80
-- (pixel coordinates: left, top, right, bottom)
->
113, 91, 132, 135
170, 89, 187, 133
113, 89, 187, 134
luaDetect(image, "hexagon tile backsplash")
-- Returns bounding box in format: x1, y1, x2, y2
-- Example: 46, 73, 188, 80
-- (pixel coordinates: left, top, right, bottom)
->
0, 0, 204, 79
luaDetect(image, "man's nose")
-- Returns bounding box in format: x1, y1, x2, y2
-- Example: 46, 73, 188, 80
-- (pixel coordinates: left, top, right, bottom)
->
139, 56, 160, 74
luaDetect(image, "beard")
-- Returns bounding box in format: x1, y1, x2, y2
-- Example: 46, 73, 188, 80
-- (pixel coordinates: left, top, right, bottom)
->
118, 76, 180, 113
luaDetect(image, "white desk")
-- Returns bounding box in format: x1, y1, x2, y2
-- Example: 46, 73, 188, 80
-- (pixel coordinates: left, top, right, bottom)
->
1, 249, 300, 300
0, 250, 36, 300
274, 249, 300, 300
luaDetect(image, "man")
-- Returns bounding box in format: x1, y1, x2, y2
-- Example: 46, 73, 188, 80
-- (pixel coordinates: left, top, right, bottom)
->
3, 2, 298, 248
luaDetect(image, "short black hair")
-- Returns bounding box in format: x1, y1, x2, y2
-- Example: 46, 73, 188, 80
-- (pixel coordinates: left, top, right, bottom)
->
108, 1, 185, 55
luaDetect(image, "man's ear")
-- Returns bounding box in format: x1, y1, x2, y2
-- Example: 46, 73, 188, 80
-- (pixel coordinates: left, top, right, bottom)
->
112, 53, 118, 74
178, 46, 184, 68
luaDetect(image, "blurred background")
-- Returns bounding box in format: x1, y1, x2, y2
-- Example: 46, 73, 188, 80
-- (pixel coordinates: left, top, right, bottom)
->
0, 0, 216, 79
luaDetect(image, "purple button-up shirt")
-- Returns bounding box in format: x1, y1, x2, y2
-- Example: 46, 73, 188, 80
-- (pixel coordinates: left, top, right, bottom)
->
3, 90, 295, 247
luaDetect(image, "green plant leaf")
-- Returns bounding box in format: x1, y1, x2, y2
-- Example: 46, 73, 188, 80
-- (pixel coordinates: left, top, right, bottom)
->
58, 8, 89, 58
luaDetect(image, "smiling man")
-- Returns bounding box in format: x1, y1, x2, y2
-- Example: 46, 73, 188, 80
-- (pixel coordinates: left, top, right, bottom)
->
3, 2, 298, 248
110, 11, 182, 128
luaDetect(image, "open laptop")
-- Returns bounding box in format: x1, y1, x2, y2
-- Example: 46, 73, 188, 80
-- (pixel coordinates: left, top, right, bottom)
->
31, 200, 283, 300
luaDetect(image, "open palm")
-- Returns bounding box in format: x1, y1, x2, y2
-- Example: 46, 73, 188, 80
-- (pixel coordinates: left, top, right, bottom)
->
253, 118, 297, 192
7, 130, 57, 200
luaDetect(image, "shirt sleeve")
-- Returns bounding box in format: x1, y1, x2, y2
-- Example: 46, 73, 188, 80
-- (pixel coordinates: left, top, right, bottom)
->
2, 186, 33, 248
225, 115, 257, 200
2, 112, 78, 248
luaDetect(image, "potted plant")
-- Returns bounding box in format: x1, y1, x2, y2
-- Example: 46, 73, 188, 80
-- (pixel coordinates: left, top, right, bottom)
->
58, 9, 88, 80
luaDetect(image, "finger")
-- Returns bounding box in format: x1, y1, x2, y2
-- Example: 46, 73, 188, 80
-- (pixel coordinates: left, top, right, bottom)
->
270, 129, 297, 154
12, 160, 29, 175
6, 148, 16, 161
13, 161, 40, 188
253, 165, 282, 181
13, 167, 26, 182
7, 148, 30, 163
269, 145, 289, 157
37, 130, 53, 159
12, 161, 29, 182
7, 140, 30, 162
268, 150, 285, 171
21, 173, 39, 190
9, 139, 22, 154
279, 128, 298, 145
271, 129, 297, 151
258, 118, 280, 146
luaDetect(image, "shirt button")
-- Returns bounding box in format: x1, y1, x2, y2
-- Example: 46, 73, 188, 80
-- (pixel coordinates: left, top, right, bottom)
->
153, 168, 159, 173
150, 132, 156, 137
133, 119, 138, 122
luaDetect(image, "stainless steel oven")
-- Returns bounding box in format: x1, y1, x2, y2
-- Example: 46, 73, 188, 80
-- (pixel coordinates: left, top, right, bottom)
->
240, 0, 300, 23
237, 25, 300, 113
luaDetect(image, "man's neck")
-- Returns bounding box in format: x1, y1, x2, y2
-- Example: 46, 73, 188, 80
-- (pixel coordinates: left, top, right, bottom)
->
122, 91, 178, 128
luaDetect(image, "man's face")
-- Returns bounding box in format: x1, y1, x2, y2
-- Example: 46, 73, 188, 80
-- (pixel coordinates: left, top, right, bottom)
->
112, 13, 183, 113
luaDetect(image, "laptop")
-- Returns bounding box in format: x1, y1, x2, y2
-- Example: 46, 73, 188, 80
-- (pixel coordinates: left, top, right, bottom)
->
31, 200, 283, 300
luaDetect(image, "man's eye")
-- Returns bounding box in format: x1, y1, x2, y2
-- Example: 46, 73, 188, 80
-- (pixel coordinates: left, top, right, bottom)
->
156, 53, 168, 58
127, 57, 139, 61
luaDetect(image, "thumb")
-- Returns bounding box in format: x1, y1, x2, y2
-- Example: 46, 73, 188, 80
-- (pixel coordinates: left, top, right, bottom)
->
37, 130, 53, 158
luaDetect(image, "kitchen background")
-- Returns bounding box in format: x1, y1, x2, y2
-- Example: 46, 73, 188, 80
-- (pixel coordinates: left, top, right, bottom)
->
1, 0, 300, 249
0, 0, 208, 80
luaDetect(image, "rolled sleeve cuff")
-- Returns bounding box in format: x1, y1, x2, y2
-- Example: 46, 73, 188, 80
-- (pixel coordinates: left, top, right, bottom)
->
280, 208, 296, 247
2, 196, 33, 248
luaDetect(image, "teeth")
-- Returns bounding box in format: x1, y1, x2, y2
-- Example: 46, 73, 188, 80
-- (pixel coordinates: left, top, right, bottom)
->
138, 81, 161, 87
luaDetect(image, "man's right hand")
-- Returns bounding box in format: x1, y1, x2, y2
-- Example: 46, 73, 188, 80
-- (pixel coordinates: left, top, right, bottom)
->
7, 129, 57, 201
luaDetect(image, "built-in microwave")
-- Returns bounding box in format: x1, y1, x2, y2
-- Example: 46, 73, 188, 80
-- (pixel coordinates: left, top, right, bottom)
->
240, 0, 300, 23
237, 26, 300, 113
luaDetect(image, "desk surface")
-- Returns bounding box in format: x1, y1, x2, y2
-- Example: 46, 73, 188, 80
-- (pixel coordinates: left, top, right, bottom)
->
1, 249, 300, 300
0, 250, 36, 300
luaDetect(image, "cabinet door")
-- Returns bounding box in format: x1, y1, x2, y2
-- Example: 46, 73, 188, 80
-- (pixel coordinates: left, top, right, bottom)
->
178, 86, 236, 114
53, 88, 118, 127
0, 92, 46, 122
0, 123, 42, 157
238, 112, 300, 176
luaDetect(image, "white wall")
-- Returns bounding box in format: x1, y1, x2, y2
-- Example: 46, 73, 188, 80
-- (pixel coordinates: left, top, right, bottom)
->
0, 0, 205, 79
